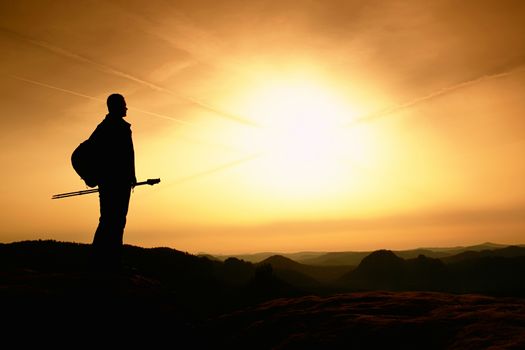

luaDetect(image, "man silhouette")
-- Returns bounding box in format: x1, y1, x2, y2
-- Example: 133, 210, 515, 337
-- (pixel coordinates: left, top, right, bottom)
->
90, 93, 136, 270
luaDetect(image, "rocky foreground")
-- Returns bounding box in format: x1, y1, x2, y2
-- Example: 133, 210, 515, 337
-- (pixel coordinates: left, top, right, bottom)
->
207, 291, 525, 349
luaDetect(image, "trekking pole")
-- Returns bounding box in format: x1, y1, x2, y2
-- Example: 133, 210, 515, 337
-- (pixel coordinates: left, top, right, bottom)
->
52, 178, 161, 199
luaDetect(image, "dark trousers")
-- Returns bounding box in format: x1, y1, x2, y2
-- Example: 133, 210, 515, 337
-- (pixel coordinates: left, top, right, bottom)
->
92, 184, 131, 268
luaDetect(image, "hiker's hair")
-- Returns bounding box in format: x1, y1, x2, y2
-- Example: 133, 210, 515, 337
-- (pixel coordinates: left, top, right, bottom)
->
107, 93, 125, 112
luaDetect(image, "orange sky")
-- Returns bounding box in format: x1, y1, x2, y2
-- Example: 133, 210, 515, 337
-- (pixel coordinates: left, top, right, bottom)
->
1, 0, 525, 254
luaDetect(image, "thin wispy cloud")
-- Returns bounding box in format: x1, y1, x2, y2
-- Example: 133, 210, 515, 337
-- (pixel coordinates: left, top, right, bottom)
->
6, 74, 195, 125
346, 62, 525, 128
0, 26, 260, 128
152, 153, 262, 189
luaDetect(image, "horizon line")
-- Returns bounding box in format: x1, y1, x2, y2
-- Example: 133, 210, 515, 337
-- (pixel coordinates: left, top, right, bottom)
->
3, 238, 523, 257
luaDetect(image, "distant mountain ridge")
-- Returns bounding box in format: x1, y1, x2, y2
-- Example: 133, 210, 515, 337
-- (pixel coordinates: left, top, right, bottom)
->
336, 247, 525, 294
210, 242, 524, 266
208, 251, 328, 264
2, 240, 525, 299
340, 250, 448, 291
442, 245, 525, 263
256, 255, 352, 288
248, 245, 525, 295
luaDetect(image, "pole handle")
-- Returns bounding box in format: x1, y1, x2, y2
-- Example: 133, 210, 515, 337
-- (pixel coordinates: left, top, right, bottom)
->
135, 178, 161, 186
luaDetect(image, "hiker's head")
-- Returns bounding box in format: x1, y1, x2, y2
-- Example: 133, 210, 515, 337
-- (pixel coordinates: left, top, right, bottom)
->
107, 93, 127, 117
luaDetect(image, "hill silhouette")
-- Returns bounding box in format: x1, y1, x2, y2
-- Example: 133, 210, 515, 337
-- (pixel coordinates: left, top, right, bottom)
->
343, 249, 406, 289
300, 251, 371, 266
258, 255, 351, 288
3, 240, 525, 298
0, 240, 301, 317
341, 250, 448, 291
213, 251, 327, 264
295, 242, 513, 266
257, 255, 323, 290
339, 248, 525, 295
442, 245, 525, 263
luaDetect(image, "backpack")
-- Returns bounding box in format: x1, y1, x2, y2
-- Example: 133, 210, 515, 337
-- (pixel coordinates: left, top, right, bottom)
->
71, 139, 99, 188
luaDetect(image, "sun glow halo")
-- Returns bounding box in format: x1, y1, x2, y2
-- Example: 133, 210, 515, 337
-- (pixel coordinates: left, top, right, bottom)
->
235, 79, 373, 197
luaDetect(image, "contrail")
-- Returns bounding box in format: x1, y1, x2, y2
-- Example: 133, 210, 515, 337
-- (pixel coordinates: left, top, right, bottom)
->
160, 153, 262, 189
127, 106, 196, 125
345, 63, 525, 128
0, 26, 260, 128
8, 74, 102, 102
6, 74, 195, 125
110, 1, 252, 82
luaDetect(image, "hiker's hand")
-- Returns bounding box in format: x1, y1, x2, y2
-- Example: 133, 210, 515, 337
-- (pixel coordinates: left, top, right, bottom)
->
131, 179, 137, 189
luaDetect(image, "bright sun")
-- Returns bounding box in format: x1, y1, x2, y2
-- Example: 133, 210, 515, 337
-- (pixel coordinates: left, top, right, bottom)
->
233, 77, 375, 198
